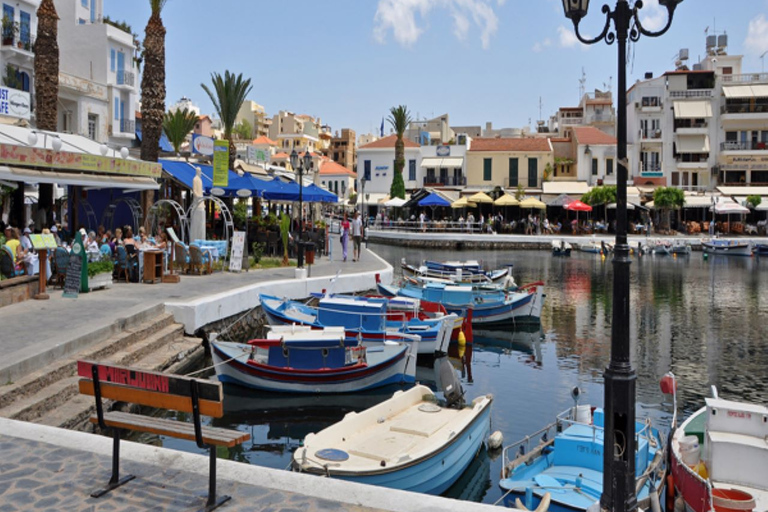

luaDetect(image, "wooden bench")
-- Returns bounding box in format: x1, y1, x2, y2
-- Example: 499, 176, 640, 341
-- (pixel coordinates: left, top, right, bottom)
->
77, 360, 250, 511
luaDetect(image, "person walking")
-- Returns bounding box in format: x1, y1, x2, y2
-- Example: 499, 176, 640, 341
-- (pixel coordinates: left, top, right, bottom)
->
340, 212, 351, 262
351, 211, 363, 262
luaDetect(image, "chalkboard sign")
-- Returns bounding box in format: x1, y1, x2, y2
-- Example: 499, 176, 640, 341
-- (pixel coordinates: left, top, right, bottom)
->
62, 244, 83, 298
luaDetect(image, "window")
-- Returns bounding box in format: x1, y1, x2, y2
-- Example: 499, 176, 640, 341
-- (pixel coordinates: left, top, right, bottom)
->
341, 181, 346, 195
508, 158, 518, 187
591, 158, 598, 176
722, 67, 732, 75
90, 0, 95, 22
114, 98, 119, 120
19, 11, 29, 45
606, 158, 614, 176
364, 160, 371, 181
641, 96, 660, 107
528, 158, 538, 188
408, 159, 416, 181
62, 111, 72, 133
88, 114, 98, 141
110, 48, 115, 72
483, 158, 492, 181
78, 18, 86, 24
2, 4, 14, 39
81, 0, 88, 7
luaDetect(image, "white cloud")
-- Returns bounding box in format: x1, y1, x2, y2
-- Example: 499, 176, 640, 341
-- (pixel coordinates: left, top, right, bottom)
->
373, 0, 502, 49
745, 13, 768, 57
533, 38, 552, 53
637, 0, 666, 32
558, 25, 580, 48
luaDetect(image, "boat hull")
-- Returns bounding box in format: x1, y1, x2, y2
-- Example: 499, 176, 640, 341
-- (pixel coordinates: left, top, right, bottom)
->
702, 240, 752, 256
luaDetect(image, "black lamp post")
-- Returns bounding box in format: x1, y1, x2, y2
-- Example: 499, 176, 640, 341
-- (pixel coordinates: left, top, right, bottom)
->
290, 148, 313, 269
561, 1, 682, 512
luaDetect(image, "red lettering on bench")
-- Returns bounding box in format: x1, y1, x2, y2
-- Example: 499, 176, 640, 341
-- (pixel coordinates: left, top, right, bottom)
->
78, 362, 170, 394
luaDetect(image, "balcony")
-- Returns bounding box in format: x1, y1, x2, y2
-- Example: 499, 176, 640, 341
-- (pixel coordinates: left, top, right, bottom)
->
640, 130, 663, 141
120, 119, 135, 133
721, 102, 768, 116
423, 175, 466, 187
1, 34, 34, 58
720, 73, 768, 84
116, 69, 135, 87
560, 117, 584, 126
641, 163, 662, 173
669, 89, 712, 99
720, 141, 768, 152
586, 113, 615, 124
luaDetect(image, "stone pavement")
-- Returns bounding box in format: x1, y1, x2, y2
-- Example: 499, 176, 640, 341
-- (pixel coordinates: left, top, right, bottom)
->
0, 417, 501, 512
0, 235, 391, 384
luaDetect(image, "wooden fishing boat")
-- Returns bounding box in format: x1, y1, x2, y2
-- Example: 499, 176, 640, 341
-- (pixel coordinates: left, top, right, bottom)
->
292, 384, 492, 494
701, 239, 752, 256
211, 325, 417, 394
401, 258, 511, 283
551, 240, 572, 257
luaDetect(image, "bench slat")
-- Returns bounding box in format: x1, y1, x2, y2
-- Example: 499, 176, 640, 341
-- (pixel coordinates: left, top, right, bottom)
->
77, 360, 222, 402
91, 411, 250, 448
79, 380, 224, 417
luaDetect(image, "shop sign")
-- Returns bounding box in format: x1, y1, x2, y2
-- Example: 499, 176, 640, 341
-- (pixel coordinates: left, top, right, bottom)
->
436, 145, 450, 157
0, 86, 31, 120
192, 133, 214, 156
213, 139, 229, 187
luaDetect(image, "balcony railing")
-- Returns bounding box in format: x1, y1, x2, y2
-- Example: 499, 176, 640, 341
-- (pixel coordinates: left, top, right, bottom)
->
116, 69, 135, 87
120, 119, 135, 133
1, 34, 34, 53
721, 103, 768, 115
586, 114, 615, 124
721, 73, 768, 84
641, 130, 662, 139
423, 175, 466, 187
560, 117, 584, 125
641, 164, 662, 173
669, 89, 712, 98
721, 141, 768, 151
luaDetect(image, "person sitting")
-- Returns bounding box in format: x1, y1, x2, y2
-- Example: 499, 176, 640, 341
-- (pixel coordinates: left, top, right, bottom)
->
85, 231, 101, 261
543, 217, 552, 234
50, 225, 62, 246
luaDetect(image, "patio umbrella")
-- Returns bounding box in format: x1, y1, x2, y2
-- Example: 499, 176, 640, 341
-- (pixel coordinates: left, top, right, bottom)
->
713, 200, 750, 233
494, 194, 519, 206
518, 197, 546, 210
418, 192, 451, 207
565, 200, 592, 230
468, 191, 494, 204
451, 197, 477, 208
384, 197, 407, 207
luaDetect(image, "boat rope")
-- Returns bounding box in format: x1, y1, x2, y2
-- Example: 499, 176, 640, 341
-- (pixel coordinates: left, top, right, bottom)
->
216, 302, 261, 339
493, 487, 516, 506
184, 346, 252, 377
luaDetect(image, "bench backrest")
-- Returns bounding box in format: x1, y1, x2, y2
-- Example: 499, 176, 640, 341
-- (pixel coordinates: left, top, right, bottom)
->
77, 360, 223, 417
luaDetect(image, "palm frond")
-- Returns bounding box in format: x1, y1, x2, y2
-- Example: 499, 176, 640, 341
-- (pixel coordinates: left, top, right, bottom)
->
201, 70, 253, 138
149, 0, 167, 16
387, 105, 412, 137
163, 107, 198, 154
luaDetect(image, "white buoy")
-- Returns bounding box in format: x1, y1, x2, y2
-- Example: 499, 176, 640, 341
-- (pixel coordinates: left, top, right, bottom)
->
488, 430, 504, 450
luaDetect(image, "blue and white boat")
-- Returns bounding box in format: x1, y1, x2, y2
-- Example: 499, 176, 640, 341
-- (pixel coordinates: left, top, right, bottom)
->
701, 239, 752, 256
259, 294, 456, 354
377, 280, 544, 326
499, 394, 665, 512
292, 384, 492, 495
402, 258, 511, 284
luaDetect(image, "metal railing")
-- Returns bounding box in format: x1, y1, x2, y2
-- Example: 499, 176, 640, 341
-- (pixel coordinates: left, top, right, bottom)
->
721, 103, 768, 115
120, 119, 135, 133
721, 72, 768, 84
422, 176, 466, 187
560, 117, 584, 125
0, 34, 34, 52
586, 113, 615, 124
116, 69, 135, 87
640, 130, 662, 139
641, 164, 662, 172
669, 89, 712, 98
720, 141, 768, 151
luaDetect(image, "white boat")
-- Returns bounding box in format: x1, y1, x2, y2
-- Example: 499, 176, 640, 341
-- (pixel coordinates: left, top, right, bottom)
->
701, 239, 752, 256
551, 240, 572, 256
292, 384, 493, 495
669, 386, 768, 512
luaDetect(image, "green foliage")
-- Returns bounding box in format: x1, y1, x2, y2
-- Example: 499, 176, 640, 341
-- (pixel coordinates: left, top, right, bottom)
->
265, 212, 277, 227
581, 185, 617, 206
87, 258, 114, 278
201, 70, 253, 140
653, 187, 685, 209
233, 199, 248, 227
279, 213, 290, 263
514, 184, 526, 201
233, 119, 253, 140
388, 105, 412, 200
387, 105, 412, 137
251, 242, 264, 264
389, 171, 405, 199
348, 192, 358, 205
747, 195, 762, 208
163, 107, 198, 154
2, 64, 21, 90
102, 15, 132, 34
543, 163, 553, 182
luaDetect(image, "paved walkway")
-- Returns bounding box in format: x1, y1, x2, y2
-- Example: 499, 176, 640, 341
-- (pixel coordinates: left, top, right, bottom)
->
0, 235, 389, 384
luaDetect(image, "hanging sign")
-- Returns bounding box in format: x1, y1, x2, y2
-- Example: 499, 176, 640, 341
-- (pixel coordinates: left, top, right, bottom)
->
229, 230, 245, 272
212, 139, 229, 187
192, 133, 214, 156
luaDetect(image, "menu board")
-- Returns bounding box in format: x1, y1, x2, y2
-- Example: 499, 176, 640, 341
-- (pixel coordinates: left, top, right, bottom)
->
229, 231, 245, 272
62, 244, 83, 298
29, 234, 57, 250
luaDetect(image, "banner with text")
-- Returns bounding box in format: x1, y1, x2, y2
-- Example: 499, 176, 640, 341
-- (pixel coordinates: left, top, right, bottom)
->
212, 139, 229, 187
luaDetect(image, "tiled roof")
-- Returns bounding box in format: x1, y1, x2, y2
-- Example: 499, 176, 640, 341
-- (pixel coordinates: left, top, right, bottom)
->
319, 159, 357, 177
572, 126, 617, 145
468, 138, 552, 152
198, 115, 211, 122
272, 152, 289, 159
359, 134, 419, 149
252, 136, 276, 146
549, 137, 571, 143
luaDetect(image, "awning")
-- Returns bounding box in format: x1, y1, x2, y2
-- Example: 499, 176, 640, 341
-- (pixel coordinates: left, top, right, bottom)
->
753, 85, 768, 97
420, 157, 463, 168
676, 134, 709, 153
682, 195, 717, 208
673, 101, 712, 119
0, 166, 159, 190
723, 85, 755, 98
365, 192, 390, 205
160, 159, 213, 189
718, 186, 768, 196
542, 181, 590, 195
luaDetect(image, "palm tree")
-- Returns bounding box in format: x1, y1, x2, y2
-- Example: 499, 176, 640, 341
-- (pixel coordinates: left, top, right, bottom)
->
201, 71, 252, 169
32, 0, 59, 226
387, 105, 412, 199
653, 186, 685, 232
140, 0, 167, 163
163, 108, 197, 155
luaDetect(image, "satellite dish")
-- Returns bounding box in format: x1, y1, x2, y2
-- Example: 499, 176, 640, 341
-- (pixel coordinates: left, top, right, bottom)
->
210, 187, 226, 197
236, 189, 251, 198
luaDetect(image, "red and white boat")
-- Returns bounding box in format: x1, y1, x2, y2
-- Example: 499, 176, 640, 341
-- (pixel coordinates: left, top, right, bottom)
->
667, 377, 767, 512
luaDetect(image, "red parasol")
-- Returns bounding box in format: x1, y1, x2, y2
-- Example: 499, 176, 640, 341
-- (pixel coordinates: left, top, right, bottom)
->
565, 200, 593, 212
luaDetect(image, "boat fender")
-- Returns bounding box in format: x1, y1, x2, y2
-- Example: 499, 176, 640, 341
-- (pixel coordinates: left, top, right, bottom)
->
535, 493, 552, 512
674, 496, 685, 512
488, 430, 504, 450
666, 473, 676, 512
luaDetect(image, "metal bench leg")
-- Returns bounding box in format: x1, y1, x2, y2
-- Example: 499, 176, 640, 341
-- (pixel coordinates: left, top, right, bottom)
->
90, 428, 135, 498
201, 445, 229, 512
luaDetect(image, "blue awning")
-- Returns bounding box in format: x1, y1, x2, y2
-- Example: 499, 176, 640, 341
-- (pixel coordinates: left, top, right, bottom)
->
304, 183, 338, 203
136, 127, 174, 152
418, 192, 451, 207
160, 159, 212, 189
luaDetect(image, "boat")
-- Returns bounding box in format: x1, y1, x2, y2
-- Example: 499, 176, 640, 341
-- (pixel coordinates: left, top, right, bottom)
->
377, 280, 545, 326
292, 384, 493, 495
401, 258, 511, 284
499, 388, 665, 512
753, 243, 768, 256
671, 241, 692, 255
211, 325, 417, 394
579, 239, 611, 254
701, 239, 753, 256
652, 240, 672, 256
667, 384, 768, 512
259, 294, 455, 354
551, 240, 572, 257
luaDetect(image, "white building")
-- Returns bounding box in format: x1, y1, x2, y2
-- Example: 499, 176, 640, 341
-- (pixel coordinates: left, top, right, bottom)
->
55, 0, 138, 146
419, 137, 469, 189
319, 157, 356, 203
0, 0, 37, 124
356, 134, 421, 203
169, 96, 201, 116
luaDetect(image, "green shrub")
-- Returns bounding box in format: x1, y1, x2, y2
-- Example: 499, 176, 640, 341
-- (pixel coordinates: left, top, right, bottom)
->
87, 258, 114, 278
251, 241, 264, 264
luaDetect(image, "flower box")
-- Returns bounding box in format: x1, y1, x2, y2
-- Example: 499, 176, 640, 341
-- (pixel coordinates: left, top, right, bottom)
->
88, 272, 113, 291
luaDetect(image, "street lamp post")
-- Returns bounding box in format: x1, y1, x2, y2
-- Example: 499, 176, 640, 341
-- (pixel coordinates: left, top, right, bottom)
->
290, 148, 313, 269
561, 2, 683, 512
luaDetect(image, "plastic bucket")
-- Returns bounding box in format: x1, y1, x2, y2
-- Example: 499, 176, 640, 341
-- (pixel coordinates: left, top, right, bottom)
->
681, 445, 700, 466
712, 489, 756, 512
575, 405, 591, 424
679, 435, 699, 452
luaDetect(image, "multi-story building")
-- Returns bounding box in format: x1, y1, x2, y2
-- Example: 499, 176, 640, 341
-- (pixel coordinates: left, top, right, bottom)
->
319, 157, 356, 203
169, 96, 200, 116
356, 134, 421, 201
268, 110, 322, 154
235, 100, 271, 139
419, 138, 469, 189
0, 0, 36, 125
405, 114, 454, 145
55, 0, 137, 145
550, 90, 616, 137
465, 138, 553, 191
329, 128, 356, 171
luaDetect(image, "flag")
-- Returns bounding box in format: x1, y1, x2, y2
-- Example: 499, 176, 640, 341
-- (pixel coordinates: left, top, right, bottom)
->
380, 117, 384, 137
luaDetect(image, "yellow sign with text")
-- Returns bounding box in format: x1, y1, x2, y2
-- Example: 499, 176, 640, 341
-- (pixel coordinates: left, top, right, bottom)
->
212, 139, 229, 187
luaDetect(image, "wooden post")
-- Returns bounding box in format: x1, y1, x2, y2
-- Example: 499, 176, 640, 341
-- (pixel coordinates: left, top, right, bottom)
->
34, 249, 49, 300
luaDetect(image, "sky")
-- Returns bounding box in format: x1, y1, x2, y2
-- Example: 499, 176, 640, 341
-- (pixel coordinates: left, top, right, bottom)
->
106, 0, 768, 137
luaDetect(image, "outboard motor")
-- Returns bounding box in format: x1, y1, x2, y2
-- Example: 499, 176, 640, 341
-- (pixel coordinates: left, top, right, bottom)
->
435, 356, 465, 409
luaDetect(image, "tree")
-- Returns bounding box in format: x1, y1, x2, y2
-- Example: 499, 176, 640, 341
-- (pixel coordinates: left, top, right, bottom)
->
140, 0, 168, 216
582, 185, 617, 225
279, 213, 291, 266
653, 186, 685, 232
514, 184, 526, 201
33, 0, 59, 226
543, 162, 553, 182
747, 195, 762, 209
233, 119, 253, 141
162, 107, 198, 154
387, 105, 412, 199
201, 71, 253, 169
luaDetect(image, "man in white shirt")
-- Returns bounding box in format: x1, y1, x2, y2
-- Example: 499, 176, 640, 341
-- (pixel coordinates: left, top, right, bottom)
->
351, 211, 363, 262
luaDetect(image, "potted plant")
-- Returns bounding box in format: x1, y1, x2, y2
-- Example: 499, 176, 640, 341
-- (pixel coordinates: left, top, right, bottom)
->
1, 15, 15, 46
87, 256, 114, 290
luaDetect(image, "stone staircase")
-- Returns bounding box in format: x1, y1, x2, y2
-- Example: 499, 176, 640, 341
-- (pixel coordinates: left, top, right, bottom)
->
0, 307, 204, 430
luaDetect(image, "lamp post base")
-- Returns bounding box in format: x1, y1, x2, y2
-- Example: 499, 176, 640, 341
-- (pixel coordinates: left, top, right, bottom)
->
294, 267, 307, 280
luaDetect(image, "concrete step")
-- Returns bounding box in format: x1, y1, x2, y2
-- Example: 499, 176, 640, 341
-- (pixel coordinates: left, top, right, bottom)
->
0, 312, 175, 412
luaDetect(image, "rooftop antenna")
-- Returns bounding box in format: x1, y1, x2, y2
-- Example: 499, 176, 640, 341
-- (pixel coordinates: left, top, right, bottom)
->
579, 68, 587, 100
538, 97, 543, 122
603, 76, 613, 93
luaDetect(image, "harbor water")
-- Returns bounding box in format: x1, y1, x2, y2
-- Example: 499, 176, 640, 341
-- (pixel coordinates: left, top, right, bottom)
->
163, 244, 768, 506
